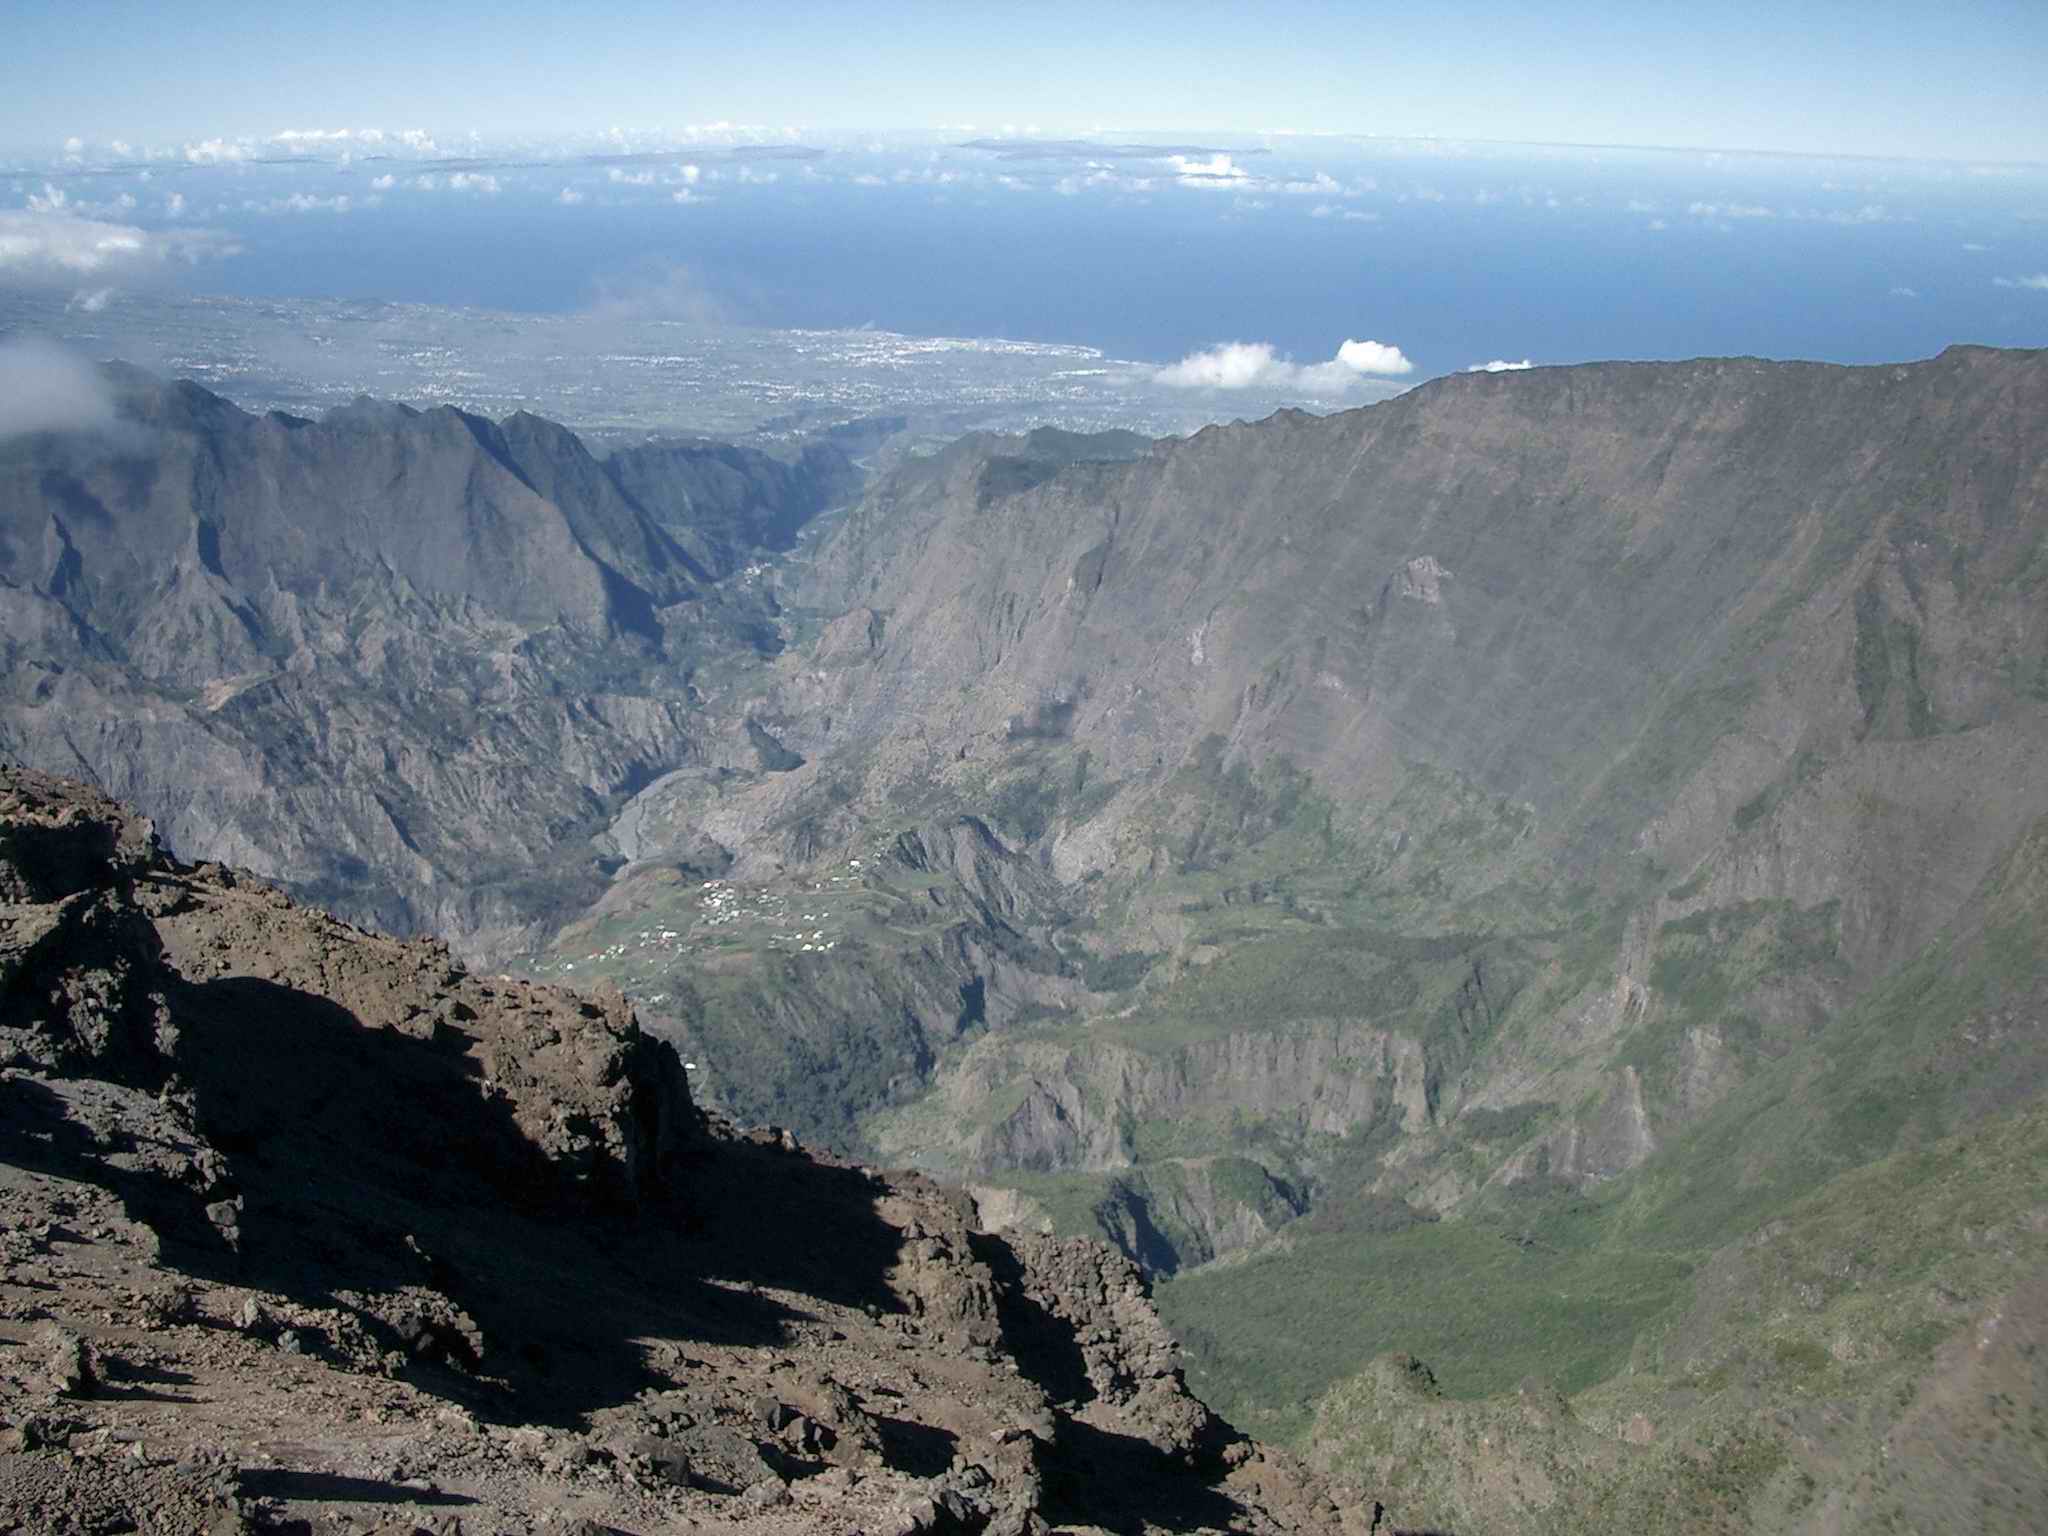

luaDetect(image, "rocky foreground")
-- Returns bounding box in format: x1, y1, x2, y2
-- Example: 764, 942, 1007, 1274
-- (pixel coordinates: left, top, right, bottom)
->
0, 765, 1363, 1535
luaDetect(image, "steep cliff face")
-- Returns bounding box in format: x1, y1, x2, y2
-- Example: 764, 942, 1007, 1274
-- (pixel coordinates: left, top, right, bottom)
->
19, 375, 700, 662
603, 434, 865, 578
751, 344, 2048, 1141
785, 349, 2048, 889
876, 1017, 1428, 1175
0, 370, 856, 954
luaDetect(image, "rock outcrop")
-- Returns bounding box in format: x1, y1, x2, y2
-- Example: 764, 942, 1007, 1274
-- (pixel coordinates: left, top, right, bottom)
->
0, 766, 1350, 1534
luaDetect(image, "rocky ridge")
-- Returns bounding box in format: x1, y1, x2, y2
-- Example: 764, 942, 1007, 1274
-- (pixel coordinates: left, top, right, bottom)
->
0, 765, 1359, 1534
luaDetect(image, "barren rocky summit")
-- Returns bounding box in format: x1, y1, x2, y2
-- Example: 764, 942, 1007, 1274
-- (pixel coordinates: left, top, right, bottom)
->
0, 765, 1359, 1535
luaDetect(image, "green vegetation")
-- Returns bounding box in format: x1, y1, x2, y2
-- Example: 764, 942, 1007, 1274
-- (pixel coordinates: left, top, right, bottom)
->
1167, 813, 2048, 1477
1164, 1202, 1691, 1444
1077, 948, 1161, 992
1307, 1099, 2048, 1532
1854, 582, 1940, 737
1730, 748, 1825, 833
1460, 1102, 1553, 1144
988, 768, 1063, 843
1624, 897, 1844, 1097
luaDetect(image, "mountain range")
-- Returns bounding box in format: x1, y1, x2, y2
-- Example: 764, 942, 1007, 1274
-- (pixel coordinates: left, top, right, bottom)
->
4, 346, 2045, 1531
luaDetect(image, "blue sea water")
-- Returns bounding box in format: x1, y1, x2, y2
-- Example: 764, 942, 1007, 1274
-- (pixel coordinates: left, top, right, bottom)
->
9, 139, 2047, 378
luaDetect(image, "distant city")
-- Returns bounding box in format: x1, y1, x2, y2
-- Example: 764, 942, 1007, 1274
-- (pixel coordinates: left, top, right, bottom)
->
0, 287, 1405, 448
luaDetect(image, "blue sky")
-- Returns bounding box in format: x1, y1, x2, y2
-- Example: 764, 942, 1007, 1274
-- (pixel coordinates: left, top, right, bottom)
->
5, 0, 2047, 164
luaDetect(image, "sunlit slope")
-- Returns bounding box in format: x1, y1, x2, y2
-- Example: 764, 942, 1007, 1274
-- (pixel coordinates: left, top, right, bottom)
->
667, 345, 2048, 1174
589, 348, 2048, 1531
1170, 806, 2048, 1439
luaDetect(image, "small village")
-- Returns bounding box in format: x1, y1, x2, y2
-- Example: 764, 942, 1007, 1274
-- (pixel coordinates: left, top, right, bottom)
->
540, 856, 894, 991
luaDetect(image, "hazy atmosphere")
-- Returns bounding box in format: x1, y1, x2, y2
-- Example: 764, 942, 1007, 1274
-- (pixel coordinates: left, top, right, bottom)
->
4, 2, 2044, 440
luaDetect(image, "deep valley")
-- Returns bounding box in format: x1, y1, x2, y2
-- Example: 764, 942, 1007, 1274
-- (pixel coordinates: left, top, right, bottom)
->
5, 345, 2046, 1532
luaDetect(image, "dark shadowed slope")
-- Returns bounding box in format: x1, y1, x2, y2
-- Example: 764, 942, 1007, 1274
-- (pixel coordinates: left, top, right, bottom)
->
0, 764, 1354, 1535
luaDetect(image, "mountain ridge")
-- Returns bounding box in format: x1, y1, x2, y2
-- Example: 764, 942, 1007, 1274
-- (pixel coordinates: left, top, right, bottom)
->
5, 346, 2047, 1529
0, 366, 862, 953
0, 763, 1354, 1534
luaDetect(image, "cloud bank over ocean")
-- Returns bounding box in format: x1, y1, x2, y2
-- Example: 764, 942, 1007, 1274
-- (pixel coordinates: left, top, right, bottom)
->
1156, 337, 1414, 394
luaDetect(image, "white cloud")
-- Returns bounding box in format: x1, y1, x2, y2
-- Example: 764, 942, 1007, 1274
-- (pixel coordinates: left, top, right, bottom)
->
1994, 273, 2048, 290
447, 172, 499, 193
1156, 342, 1284, 390
1279, 171, 1343, 197
1647, 218, 1668, 230
0, 208, 234, 292
1962, 242, 1988, 253
1155, 337, 1413, 394
164, 192, 185, 218
677, 163, 701, 184
271, 127, 360, 147
410, 174, 438, 191
852, 173, 886, 187
671, 188, 696, 203
370, 174, 396, 191
1167, 153, 1249, 188
0, 337, 118, 438
1466, 358, 1534, 372
265, 126, 399, 152
1689, 200, 1774, 219
183, 137, 252, 164
109, 140, 132, 158
585, 259, 728, 327
1889, 286, 1918, 299
1332, 339, 1415, 376
27, 184, 147, 223
62, 136, 84, 157
607, 167, 655, 186
557, 186, 585, 205
67, 287, 114, 312
271, 192, 352, 213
